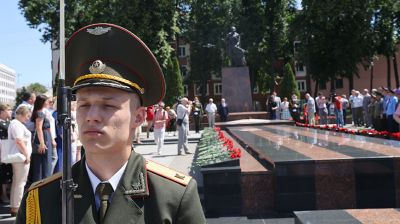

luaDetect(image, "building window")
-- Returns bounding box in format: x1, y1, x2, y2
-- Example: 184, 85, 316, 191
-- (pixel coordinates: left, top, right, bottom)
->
214, 83, 222, 95
294, 41, 302, 53
253, 84, 259, 94
194, 83, 209, 96
180, 66, 187, 77
178, 46, 186, 57
296, 80, 307, 92
296, 62, 304, 72
335, 78, 343, 89
183, 84, 188, 96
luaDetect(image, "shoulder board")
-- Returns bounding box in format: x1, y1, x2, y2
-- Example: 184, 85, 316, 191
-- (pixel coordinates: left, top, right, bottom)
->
146, 160, 191, 186
28, 172, 62, 191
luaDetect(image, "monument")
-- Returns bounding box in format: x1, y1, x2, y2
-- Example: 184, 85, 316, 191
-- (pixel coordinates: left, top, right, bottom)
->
222, 26, 252, 112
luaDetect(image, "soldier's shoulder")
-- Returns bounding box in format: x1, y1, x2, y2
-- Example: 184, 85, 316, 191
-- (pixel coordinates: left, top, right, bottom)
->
28, 172, 62, 191
145, 159, 192, 186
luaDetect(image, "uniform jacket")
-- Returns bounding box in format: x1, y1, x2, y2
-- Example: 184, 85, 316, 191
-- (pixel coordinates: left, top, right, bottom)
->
16, 151, 206, 224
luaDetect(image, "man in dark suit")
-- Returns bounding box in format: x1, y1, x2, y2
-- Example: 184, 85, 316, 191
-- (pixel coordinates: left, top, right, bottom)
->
217, 98, 229, 122
16, 23, 206, 224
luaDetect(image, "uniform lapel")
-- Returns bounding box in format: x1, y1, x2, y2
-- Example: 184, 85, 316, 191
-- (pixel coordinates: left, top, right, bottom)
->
103, 151, 149, 224
73, 158, 98, 224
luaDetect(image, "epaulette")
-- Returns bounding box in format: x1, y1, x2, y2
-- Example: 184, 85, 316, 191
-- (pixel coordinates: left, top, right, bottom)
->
26, 173, 62, 224
146, 160, 192, 186
28, 172, 62, 191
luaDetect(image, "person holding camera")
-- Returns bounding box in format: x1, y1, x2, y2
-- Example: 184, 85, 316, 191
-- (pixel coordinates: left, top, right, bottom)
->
176, 97, 192, 155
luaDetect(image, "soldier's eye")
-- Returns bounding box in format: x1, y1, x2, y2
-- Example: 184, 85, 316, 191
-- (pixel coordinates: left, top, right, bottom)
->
78, 104, 89, 109
104, 104, 118, 109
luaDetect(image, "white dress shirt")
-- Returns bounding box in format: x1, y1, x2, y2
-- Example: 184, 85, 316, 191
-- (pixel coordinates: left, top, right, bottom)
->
205, 103, 217, 113
86, 161, 128, 209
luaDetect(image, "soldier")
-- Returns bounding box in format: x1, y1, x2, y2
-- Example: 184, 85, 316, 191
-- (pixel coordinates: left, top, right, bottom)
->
16, 23, 206, 223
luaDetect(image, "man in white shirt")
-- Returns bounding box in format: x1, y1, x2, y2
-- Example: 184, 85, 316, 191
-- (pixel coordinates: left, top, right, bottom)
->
205, 98, 217, 127
352, 90, 364, 126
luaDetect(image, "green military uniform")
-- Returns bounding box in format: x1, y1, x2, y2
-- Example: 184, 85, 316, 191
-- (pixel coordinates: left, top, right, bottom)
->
16, 23, 206, 223
16, 151, 205, 223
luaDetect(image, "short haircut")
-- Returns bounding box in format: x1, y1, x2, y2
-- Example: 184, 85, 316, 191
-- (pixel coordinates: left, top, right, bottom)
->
16, 105, 30, 116
0, 104, 10, 112
21, 92, 32, 101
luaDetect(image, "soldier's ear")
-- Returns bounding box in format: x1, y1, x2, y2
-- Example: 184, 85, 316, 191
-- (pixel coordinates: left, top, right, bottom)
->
132, 107, 146, 128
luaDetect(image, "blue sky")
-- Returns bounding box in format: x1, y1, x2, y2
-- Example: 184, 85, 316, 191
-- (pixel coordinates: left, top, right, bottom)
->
0, 1, 52, 88
0, 0, 302, 89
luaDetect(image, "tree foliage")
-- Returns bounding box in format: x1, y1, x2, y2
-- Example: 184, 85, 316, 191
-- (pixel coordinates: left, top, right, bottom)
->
15, 87, 29, 108
18, 0, 178, 70
259, 0, 293, 92
187, 0, 241, 102
19, 0, 400, 100
27, 82, 48, 94
164, 57, 184, 107
280, 63, 299, 100
296, 0, 375, 93
240, 0, 266, 91
372, 0, 400, 87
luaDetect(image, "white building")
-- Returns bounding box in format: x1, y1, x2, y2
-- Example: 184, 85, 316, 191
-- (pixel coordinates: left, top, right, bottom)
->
0, 64, 17, 106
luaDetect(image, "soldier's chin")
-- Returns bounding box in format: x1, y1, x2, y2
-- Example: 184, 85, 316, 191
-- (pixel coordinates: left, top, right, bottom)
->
81, 142, 110, 153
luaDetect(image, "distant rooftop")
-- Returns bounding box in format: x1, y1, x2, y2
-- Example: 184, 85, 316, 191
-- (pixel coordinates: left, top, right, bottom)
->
0, 64, 16, 75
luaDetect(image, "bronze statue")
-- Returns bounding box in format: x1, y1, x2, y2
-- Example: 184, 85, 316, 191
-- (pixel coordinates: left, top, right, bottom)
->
225, 26, 246, 67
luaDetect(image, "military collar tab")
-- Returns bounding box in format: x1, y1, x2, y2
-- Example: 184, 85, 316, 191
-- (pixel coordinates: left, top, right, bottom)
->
124, 171, 149, 198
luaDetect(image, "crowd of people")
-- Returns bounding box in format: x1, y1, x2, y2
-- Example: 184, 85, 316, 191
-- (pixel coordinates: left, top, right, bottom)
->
0, 91, 82, 216
287, 87, 400, 133
137, 97, 229, 156
6, 86, 399, 215
267, 91, 298, 121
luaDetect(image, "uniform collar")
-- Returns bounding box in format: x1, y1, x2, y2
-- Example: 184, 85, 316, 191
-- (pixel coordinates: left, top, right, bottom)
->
85, 160, 128, 194
120, 151, 149, 198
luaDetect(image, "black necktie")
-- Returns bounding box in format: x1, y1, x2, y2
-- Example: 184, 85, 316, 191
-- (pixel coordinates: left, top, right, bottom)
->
96, 182, 114, 224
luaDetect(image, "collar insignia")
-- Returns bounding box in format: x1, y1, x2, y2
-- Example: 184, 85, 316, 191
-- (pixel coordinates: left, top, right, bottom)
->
125, 172, 146, 195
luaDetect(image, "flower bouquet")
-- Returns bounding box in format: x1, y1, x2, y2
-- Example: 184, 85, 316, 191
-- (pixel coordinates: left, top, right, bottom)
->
194, 127, 241, 167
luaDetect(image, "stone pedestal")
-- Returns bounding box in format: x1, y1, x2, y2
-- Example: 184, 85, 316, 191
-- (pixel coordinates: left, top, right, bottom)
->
222, 67, 252, 112
201, 160, 242, 216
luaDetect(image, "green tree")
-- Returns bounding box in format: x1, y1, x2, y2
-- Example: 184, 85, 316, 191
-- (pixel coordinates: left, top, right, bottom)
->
259, 0, 293, 92
18, 0, 178, 70
240, 0, 265, 92
15, 87, 29, 107
373, 0, 399, 88
297, 0, 374, 93
164, 57, 184, 106
188, 0, 240, 103
280, 63, 299, 99
27, 83, 48, 94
